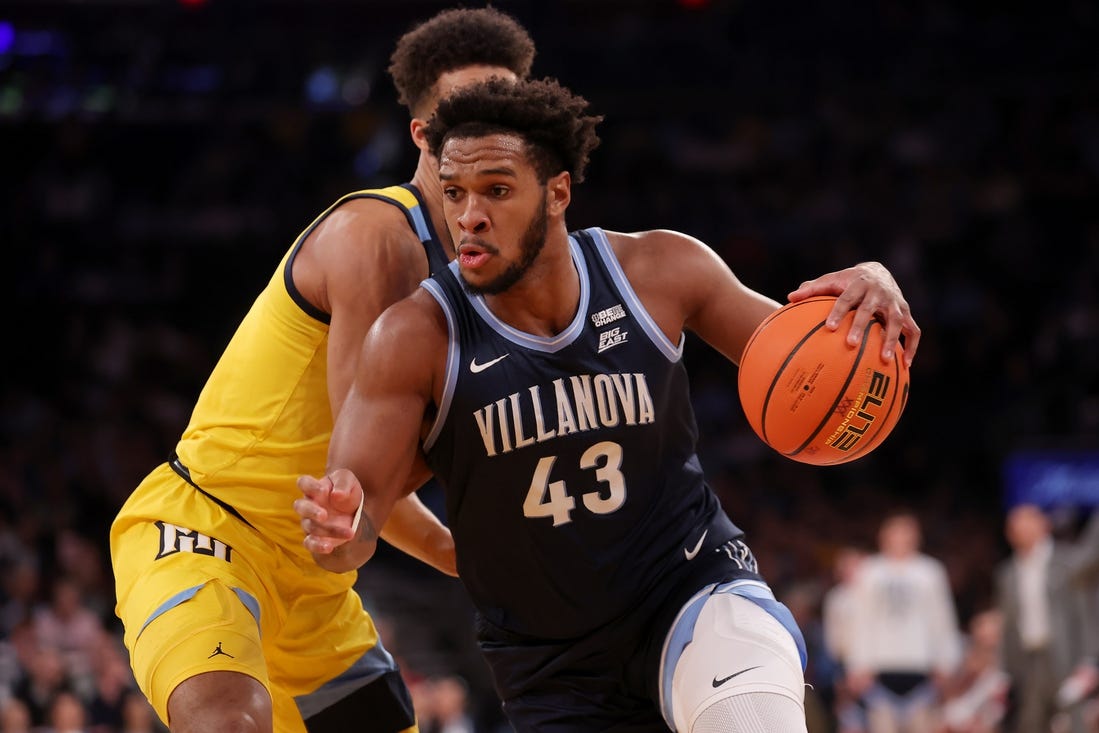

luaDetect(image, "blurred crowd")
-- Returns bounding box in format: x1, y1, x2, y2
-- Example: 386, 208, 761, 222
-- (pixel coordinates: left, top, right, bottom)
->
2, 1, 1097, 731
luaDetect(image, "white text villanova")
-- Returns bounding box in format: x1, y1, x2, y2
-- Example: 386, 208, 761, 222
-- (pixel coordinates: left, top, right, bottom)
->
473, 373, 655, 456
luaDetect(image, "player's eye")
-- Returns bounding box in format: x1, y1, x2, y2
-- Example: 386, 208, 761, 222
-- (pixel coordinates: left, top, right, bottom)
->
490, 185, 510, 198
442, 187, 461, 200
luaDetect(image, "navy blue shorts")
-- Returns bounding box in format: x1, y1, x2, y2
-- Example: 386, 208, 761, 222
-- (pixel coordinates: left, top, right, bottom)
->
476, 536, 770, 732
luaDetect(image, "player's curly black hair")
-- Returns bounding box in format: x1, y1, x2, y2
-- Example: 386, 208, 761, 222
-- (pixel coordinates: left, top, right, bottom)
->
425, 77, 602, 184
388, 7, 536, 116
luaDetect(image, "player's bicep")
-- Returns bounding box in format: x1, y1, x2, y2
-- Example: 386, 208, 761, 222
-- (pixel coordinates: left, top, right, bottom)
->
680, 240, 780, 365
328, 301, 437, 506
326, 281, 424, 417
319, 213, 426, 417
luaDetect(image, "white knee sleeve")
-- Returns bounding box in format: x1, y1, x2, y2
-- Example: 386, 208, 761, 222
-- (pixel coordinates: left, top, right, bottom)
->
692, 692, 808, 733
661, 582, 806, 732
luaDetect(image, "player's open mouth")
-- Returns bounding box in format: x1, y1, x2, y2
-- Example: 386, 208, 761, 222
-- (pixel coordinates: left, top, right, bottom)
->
458, 241, 493, 269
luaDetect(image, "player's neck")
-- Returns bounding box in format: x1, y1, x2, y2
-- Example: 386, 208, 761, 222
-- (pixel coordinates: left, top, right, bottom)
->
484, 232, 579, 337
411, 152, 456, 260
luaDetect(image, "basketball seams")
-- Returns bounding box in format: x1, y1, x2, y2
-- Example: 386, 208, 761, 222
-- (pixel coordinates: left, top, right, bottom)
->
739, 295, 907, 464
788, 324, 873, 458
738, 296, 834, 365
758, 319, 831, 447
823, 330, 902, 465
742, 296, 838, 447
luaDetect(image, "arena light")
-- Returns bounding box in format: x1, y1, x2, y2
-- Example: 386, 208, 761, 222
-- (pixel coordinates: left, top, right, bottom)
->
0, 21, 13, 55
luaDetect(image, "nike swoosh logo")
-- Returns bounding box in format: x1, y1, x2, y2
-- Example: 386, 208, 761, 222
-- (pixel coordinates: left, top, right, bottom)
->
684, 530, 708, 561
470, 354, 509, 373
712, 665, 762, 688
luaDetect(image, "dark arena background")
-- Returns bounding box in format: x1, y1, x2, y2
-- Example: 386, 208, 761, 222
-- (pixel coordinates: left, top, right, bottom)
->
2, 1, 1097, 731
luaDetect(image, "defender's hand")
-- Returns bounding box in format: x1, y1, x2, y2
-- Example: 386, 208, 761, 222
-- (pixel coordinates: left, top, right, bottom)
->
295, 469, 363, 555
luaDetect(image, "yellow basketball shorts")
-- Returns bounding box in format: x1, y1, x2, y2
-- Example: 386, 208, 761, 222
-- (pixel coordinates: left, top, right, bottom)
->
110, 463, 416, 732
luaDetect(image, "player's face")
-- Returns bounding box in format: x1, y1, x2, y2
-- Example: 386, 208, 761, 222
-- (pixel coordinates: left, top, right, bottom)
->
439, 133, 555, 295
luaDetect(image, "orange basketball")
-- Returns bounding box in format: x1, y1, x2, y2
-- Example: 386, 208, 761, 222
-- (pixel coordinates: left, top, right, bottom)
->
737, 295, 910, 465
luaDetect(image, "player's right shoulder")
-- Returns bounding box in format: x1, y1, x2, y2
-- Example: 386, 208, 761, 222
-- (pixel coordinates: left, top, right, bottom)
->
365, 289, 448, 382
305, 195, 423, 261
292, 193, 431, 311
373, 289, 447, 339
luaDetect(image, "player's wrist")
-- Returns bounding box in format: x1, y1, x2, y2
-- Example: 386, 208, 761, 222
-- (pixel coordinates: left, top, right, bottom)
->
350, 488, 365, 536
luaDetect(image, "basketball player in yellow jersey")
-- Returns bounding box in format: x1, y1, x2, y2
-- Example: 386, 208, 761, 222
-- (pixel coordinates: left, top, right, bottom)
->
109, 9, 536, 733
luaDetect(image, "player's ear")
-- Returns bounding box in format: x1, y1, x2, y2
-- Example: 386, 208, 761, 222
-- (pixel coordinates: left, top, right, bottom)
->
410, 117, 430, 153
546, 171, 571, 216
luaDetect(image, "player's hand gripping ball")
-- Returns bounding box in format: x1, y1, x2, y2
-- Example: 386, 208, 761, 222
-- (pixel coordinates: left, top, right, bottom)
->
737, 296, 910, 465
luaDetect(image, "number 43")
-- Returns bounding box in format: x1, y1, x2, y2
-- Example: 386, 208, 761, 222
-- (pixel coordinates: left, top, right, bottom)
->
522, 441, 627, 526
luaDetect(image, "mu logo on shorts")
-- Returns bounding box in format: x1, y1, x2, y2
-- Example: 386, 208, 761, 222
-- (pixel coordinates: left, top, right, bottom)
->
155, 521, 233, 562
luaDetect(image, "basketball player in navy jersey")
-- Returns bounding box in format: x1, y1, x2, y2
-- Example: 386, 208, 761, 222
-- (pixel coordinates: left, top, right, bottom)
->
296, 78, 921, 732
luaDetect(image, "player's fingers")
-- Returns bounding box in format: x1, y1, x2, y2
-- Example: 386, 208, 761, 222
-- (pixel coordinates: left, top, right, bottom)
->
301, 518, 353, 541
304, 534, 339, 555
328, 470, 364, 513
297, 474, 333, 501
825, 281, 873, 338
788, 273, 840, 303
901, 316, 921, 366
300, 518, 350, 542
879, 313, 903, 362
293, 497, 327, 523
875, 300, 918, 364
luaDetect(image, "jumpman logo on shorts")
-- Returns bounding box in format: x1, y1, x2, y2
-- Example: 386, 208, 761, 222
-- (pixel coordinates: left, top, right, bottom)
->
208, 642, 235, 659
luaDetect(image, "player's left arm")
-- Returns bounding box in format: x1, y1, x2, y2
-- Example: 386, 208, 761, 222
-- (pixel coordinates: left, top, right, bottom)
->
788, 261, 921, 365
614, 229, 781, 366
379, 481, 457, 577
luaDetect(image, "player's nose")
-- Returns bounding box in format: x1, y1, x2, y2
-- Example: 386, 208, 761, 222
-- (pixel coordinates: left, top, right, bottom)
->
456, 196, 489, 233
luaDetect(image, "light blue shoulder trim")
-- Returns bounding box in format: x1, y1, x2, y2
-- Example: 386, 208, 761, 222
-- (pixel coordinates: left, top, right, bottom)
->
421, 278, 459, 452
586, 227, 685, 363
463, 236, 591, 353
407, 202, 431, 242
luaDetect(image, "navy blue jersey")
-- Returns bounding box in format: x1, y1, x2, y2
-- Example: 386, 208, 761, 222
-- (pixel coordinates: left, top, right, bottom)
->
422, 227, 741, 641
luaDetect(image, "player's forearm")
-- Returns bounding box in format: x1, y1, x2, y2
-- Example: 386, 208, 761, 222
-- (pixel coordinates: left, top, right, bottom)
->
380, 494, 458, 577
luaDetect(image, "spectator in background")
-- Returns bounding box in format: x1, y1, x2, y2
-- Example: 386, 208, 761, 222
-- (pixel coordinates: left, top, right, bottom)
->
32, 577, 105, 700
1057, 509, 1099, 719
85, 640, 136, 733
792, 580, 842, 732
0, 558, 39, 639
847, 511, 962, 733
45, 691, 86, 733
936, 608, 1010, 733
0, 698, 31, 733
429, 676, 475, 733
998, 504, 1097, 733
824, 546, 869, 733
1071, 510, 1099, 589
10, 643, 73, 729
117, 689, 164, 733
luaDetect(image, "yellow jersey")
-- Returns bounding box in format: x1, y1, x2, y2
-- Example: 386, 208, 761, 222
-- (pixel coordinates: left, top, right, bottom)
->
173, 184, 445, 556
